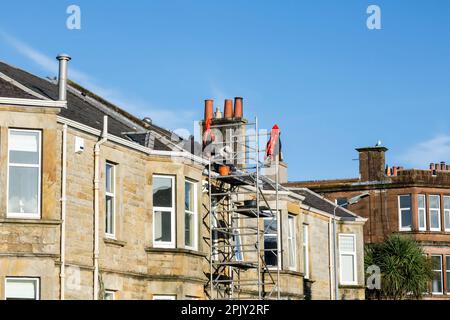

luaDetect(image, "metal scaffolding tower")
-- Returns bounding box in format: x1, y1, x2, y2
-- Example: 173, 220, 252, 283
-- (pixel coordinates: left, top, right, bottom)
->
205, 117, 281, 300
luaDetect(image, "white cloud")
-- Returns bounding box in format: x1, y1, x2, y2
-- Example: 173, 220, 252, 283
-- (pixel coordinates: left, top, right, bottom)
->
396, 135, 450, 168
0, 30, 196, 130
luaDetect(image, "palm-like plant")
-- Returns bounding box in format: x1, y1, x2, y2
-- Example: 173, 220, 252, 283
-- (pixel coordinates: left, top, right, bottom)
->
365, 235, 433, 300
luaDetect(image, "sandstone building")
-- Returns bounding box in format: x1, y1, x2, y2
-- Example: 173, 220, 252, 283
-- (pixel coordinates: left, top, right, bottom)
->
287, 145, 450, 299
0, 55, 365, 300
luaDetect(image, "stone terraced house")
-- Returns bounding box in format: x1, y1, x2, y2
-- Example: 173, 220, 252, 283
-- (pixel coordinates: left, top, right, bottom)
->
0, 54, 365, 300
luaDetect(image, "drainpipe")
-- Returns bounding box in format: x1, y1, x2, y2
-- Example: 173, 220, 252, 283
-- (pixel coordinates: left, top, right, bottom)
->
94, 115, 108, 300
328, 217, 334, 300
60, 124, 68, 300
57, 54, 70, 300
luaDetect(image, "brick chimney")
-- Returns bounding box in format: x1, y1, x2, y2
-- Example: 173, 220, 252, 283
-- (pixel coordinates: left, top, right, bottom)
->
356, 146, 388, 181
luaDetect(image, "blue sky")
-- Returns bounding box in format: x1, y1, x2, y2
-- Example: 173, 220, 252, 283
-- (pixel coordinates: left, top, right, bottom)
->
1, 1, 450, 181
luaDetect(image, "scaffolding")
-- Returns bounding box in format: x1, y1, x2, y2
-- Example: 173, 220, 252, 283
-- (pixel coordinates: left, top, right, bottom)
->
205, 117, 281, 300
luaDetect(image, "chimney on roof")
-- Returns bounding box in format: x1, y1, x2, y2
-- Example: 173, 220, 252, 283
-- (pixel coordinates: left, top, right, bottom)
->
233, 97, 243, 119
356, 145, 388, 181
56, 53, 71, 101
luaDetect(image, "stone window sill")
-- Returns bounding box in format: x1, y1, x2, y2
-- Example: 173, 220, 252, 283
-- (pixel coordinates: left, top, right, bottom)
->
145, 247, 206, 258
104, 238, 127, 247
0, 218, 62, 225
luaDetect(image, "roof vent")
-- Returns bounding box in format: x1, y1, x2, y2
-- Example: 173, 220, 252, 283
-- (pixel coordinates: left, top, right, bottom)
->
143, 117, 152, 124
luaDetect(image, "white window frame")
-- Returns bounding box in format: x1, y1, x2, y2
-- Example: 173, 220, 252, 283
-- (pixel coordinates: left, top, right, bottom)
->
263, 211, 281, 269
5, 277, 40, 300
184, 180, 198, 251
444, 196, 450, 232
446, 255, 450, 294
153, 175, 176, 248
429, 195, 441, 232
338, 233, 357, 286
105, 162, 116, 238
287, 215, 296, 271
431, 255, 443, 295
398, 195, 412, 231
153, 294, 176, 300
104, 290, 116, 300
418, 194, 427, 231
302, 224, 309, 278
7, 129, 42, 219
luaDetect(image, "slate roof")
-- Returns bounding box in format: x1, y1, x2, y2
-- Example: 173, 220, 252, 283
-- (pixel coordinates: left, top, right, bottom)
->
0, 61, 184, 152
290, 188, 358, 219
0, 77, 37, 99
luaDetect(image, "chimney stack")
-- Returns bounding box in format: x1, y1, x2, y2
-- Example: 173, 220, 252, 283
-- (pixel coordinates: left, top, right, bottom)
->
356, 146, 388, 181
56, 53, 71, 101
441, 162, 446, 171
233, 97, 243, 119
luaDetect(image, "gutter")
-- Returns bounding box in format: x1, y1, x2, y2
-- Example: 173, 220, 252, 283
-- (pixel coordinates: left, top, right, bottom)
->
93, 116, 108, 300
0, 97, 67, 108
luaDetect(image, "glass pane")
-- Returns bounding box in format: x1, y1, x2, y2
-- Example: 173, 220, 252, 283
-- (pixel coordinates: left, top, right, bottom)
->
429, 195, 440, 209
153, 176, 172, 208
430, 210, 440, 229
185, 182, 194, 211
264, 217, 277, 234
432, 255, 442, 270
264, 236, 278, 266
5, 279, 37, 300
288, 238, 295, 267
445, 211, 450, 229
399, 195, 411, 209
444, 197, 450, 210
185, 212, 192, 247
234, 232, 243, 261
9, 131, 40, 165
8, 167, 39, 214
419, 209, 426, 229
401, 209, 412, 228
340, 254, 355, 283
339, 235, 355, 252
154, 210, 171, 242
106, 164, 114, 193
432, 272, 442, 293
106, 195, 114, 234
418, 194, 426, 209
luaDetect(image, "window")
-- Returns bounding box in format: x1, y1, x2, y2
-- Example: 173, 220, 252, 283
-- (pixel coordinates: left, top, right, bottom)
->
104, 290, 115, 300
7, 129, 41, 218
429, 195, 441, 231
233, 229, 244, 262
184, 180, 198, 250
447, 256, 450, 294
302, 224, 309, 278
398, 195, 412, 231
263, 212, 280, 268
5, 278, 39, 300
418, 194, 426, 231
105, 163, 116, 237
444, 197, 450, 232
153, 295, 176, 300
287, 215, 296, 270
431, 255, 443, 294
153, 175, 175, 248
339, 234, 357, 285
